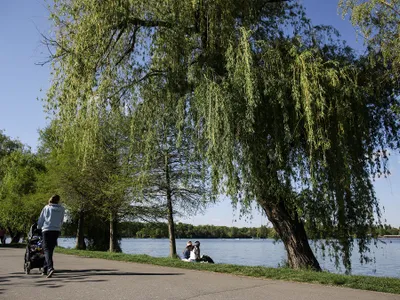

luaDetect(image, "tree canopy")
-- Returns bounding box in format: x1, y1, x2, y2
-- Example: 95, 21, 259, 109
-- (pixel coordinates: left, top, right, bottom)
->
0, 131, 47, 240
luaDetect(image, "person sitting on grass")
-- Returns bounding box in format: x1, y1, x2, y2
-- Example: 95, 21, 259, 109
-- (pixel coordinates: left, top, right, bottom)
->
182, 241, 193, 260
189, 240, 201, 262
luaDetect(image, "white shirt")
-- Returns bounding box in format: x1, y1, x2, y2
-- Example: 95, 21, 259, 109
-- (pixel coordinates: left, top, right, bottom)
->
189, 249, 197, 260
189, 246, 200, 260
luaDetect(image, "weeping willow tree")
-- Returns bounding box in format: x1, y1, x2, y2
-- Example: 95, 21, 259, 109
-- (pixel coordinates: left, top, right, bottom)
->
45, 0, 400, 271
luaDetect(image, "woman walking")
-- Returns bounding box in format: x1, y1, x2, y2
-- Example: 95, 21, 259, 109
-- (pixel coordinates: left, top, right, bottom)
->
37, 195, 65, 278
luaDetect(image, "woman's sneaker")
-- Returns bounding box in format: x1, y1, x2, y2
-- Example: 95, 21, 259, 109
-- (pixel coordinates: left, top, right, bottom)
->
46, 269, 54, 278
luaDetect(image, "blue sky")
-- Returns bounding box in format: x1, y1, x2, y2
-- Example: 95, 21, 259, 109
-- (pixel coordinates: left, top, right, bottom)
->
0, 0, 399, 228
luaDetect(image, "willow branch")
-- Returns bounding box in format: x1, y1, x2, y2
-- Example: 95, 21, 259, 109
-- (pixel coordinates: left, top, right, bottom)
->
378, 0, 400, 17
115, 26, 139, 66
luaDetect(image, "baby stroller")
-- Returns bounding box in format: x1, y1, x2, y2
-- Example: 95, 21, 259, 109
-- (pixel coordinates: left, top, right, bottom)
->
24, 223, 45, 274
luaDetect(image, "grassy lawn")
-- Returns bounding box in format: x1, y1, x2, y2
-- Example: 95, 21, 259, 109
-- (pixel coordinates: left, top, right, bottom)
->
54, 247, 400, 295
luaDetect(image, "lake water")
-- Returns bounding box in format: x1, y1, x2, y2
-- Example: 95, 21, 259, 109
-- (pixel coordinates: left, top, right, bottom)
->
58, 238, 400, 278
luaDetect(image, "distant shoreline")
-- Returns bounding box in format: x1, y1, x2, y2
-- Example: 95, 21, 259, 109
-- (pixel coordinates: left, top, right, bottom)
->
380, 235, 400, 238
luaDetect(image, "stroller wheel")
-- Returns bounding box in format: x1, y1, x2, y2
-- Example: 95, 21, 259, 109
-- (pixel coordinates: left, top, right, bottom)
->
24, 262, 31, 275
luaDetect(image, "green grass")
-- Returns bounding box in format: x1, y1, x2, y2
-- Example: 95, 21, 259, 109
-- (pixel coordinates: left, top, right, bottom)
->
54, 247, 400, 295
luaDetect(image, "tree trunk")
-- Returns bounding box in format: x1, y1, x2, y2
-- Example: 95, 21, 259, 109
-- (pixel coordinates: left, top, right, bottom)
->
167, 193, 177, 258
75, 210, 86, 250
260, 198, 321, 271
112, 218, 122, 252
165, 154, 177, 258
109, 212, 114, 252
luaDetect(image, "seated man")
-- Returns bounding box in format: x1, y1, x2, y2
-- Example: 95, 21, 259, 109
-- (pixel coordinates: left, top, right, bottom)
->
182, 241, 192, 260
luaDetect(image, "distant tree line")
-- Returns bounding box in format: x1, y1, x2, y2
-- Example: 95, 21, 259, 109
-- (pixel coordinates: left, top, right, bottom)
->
62, 221, 278, 239
373, 225, 400, 237
62, 221, 399, 240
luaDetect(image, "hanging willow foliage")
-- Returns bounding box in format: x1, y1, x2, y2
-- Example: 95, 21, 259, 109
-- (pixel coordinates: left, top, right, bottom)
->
339, 0, 400, 80
45, 0, 400, 271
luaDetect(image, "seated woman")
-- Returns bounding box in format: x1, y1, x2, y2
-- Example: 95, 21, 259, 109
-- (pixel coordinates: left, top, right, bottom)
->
189, 240, 201, 262
182, 241, 193, 260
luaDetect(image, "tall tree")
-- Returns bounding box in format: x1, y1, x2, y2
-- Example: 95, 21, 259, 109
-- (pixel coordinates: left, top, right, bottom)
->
38, 123, 93, 250
130, 84, 211, 257
38, 115, 131, 252
45, 0, 400, 271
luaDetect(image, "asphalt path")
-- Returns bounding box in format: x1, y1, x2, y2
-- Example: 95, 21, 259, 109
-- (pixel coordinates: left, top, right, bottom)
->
0, 248, 399, 300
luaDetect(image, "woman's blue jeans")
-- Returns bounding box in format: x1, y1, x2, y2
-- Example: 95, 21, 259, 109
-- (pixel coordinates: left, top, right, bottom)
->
42, 231, 60, 272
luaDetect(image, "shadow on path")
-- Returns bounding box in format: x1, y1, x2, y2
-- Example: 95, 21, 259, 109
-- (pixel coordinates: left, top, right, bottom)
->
0, 268, 184, 293
52, 269, 184, 281
57, 269, 183, 276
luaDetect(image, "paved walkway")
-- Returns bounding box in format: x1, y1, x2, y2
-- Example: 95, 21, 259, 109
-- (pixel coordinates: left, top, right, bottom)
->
1, 248, 399, 300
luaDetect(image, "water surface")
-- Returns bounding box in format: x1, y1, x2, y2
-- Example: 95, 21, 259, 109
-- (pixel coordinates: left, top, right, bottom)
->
58, 238, 400, 278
